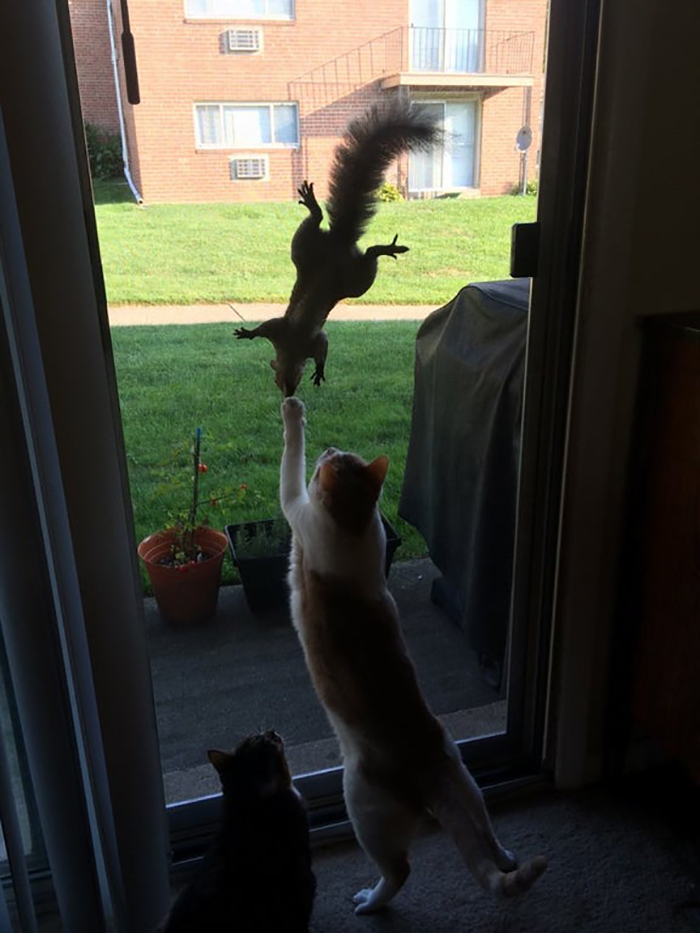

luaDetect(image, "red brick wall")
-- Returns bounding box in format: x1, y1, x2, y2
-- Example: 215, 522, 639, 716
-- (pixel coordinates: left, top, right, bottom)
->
67, 0, 119, 134
70, 0, 548, 202
120, 0, 407, 202
481, 0, 547, 194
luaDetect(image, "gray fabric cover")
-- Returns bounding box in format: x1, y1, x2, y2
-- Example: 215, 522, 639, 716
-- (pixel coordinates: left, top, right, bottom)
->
399, 279, 529, 660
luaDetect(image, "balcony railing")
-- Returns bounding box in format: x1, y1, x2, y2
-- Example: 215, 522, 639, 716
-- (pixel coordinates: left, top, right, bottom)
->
409, 27, 535, 75
290, 26, 535, 97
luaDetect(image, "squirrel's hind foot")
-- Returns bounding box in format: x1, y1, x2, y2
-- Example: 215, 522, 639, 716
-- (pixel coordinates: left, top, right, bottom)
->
367, 233, 409, 260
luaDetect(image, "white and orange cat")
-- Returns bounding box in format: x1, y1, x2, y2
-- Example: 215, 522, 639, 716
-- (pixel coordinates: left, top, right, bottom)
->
280, 396, 547, 915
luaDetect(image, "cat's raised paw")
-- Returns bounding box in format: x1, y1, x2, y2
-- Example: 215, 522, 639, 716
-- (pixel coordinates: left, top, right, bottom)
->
281, 397, 306, 422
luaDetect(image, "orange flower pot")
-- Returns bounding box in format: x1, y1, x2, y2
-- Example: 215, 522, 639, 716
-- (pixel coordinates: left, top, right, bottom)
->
138, 526, 228, 625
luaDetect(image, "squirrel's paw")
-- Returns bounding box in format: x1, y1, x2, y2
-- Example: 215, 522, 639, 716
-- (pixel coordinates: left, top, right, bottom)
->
234, 327, 253, 339
298, 181, 322, 219
298, 180, 314, 203
282, 397, 306, 423
388, 233, 409, 257
310, 368, 326, 388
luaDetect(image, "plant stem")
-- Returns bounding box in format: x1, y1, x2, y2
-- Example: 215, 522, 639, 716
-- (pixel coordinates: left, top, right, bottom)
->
190, 426, 202, 529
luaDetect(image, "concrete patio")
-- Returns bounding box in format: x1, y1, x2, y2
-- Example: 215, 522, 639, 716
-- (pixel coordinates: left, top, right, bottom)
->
144, 558, 507, 804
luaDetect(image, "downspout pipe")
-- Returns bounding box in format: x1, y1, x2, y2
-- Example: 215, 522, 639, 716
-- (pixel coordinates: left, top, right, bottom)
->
106, 0, 143, 204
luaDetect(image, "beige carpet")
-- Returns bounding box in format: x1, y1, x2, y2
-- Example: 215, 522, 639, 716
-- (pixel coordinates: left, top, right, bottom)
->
308, 770, 700, 933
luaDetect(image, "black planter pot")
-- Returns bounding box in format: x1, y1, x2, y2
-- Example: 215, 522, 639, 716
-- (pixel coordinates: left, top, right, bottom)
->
225, 515, 402, 613
226, 518, 291, 612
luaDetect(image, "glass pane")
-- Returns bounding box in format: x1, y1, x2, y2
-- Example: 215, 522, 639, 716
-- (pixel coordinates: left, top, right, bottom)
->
411, 0, 443, 28
224, 106, 271, 145
184, 0, 208, 16
74, 0, 550, 808
267, 0, 293, 16
273, 104, 298, 144
445, 0, 482, 70
195, 105, 222, 146
444, 101, 476, 186
232, 0, 265, 15
410, 0, 443, 69
408, 102, 444, 189
0, 635, 45, 871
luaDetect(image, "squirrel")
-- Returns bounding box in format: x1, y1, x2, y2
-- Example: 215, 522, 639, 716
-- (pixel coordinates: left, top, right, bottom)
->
234, 100, 439, 396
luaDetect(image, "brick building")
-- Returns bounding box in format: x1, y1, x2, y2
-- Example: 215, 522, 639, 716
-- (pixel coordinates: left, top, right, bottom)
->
69, 0, 547, 203
69, 0, 120, 134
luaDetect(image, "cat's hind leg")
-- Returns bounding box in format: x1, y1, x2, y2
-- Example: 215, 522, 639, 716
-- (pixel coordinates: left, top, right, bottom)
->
344, 766, 420, 915
428, 757, 547, 898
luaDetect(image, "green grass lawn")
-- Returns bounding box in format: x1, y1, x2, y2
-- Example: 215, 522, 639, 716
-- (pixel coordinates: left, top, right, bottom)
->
102, 181, 536, 590
94, 179, 536, 307
113, 320, 427, 588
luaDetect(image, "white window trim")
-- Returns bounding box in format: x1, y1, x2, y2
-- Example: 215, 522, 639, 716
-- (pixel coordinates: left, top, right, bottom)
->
193, 102, 299, 150
184, 0, 294, 21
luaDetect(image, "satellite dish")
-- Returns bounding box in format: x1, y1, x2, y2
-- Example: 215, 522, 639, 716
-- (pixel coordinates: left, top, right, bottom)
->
515, 125, 532, 152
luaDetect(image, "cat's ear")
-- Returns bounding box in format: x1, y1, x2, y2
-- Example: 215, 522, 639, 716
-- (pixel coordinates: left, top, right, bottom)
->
366, 455, 389, 488
207, 749, 231, 773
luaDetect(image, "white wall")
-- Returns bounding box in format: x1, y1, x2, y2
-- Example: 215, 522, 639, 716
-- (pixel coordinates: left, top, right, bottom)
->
553, 0, 700, 786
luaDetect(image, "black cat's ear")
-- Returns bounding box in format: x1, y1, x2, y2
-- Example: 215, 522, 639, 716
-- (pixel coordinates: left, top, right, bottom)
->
207, 749, 230, 774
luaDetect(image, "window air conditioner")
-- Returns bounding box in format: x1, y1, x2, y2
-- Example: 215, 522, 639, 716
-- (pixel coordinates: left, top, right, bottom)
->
225, 28, 262, 53
230, 156, 268, 180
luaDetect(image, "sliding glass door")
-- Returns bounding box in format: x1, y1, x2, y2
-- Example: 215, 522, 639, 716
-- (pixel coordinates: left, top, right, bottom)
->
0, 0, 601, 925
410, 0, 484, 72
408, 100, 478, 191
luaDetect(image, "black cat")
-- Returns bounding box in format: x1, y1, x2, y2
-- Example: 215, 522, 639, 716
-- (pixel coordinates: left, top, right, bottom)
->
160, 730, 316, 932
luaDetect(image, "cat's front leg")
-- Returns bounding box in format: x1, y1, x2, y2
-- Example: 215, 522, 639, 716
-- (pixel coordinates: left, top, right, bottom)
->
281, 396, 306, 437
280, 397, 308, 517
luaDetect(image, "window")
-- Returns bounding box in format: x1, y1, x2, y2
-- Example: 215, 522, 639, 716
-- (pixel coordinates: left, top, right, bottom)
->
185, 0, 293, 19
194, 103, 298, 148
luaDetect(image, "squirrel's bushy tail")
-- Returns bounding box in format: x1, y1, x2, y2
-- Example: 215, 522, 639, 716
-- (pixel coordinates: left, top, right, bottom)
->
326, 100, 439, 243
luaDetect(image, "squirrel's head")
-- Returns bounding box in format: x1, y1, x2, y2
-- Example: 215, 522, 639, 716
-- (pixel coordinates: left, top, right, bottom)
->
270, 357, 304, 397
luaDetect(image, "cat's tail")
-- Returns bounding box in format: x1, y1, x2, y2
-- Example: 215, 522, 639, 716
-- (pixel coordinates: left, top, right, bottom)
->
426, 757, 547, 900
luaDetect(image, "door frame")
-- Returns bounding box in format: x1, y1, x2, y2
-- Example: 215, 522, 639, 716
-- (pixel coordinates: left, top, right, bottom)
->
0, 0, 602, 897
173, 0, 603, 852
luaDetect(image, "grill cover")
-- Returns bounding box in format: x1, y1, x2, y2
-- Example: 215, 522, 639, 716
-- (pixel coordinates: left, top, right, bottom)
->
399, 279, 529, 661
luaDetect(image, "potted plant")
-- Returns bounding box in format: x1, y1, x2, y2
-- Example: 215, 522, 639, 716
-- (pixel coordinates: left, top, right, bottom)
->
138, 427, 230, 625
226, 514, 402, 613
225, 516, 292, 612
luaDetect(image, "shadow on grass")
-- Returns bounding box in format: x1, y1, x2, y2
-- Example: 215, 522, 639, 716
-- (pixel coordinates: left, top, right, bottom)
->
93, 177, 135, 206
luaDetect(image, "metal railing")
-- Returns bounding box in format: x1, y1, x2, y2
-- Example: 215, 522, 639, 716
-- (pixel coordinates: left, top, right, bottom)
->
409, 27, 534, 75
291, 26, 535, 94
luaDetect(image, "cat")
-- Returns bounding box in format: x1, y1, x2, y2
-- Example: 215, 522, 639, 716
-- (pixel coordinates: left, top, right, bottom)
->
159, 729, 316, 932
280, 396, 547, 915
